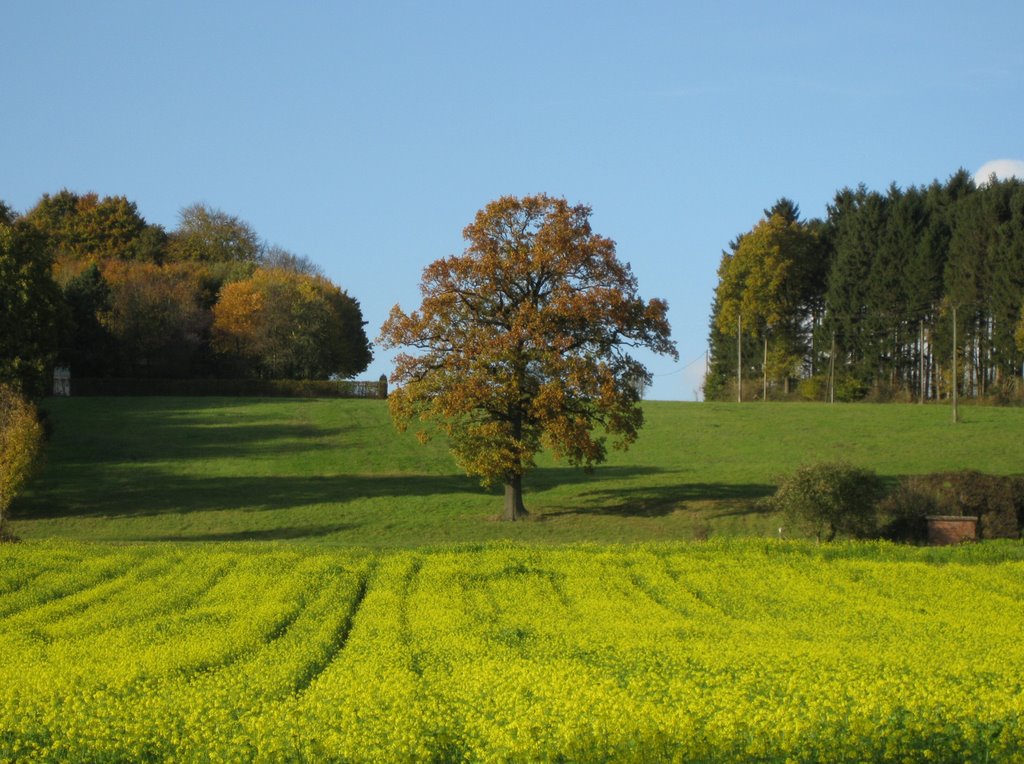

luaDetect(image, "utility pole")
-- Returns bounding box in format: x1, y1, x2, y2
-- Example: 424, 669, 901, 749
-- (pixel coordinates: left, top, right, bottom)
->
762, 335, 768, 402
827, 332, 836, 404
701, 349, 708, 402
737, 314, 742, 403
952, 306, 959, 423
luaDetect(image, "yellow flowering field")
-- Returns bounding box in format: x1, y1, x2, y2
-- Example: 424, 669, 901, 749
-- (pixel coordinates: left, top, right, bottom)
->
1, 540, 1022, 762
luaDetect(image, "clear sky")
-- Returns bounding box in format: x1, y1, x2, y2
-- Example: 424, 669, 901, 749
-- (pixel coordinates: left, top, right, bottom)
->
3, 1, 1023, 400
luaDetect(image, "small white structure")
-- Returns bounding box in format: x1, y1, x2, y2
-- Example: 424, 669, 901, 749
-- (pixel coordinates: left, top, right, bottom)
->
53, 366, 71, 397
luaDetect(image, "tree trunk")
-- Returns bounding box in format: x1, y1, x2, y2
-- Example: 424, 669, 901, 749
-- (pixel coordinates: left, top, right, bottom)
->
501, 475, 529, 521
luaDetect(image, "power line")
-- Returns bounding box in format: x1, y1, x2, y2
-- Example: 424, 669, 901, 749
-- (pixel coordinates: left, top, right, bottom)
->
653, 352, 707, 377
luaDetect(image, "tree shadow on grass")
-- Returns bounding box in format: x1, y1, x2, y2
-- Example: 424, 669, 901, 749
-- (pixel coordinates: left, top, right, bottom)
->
538, 475, 776, 518
14, 464, 743, 522
526, 465, 666, 492
46, 397, 389, 466
13, 469, 482, 520
16, 442, 779, 525
57, 422, 353, 465
149, 523, 359, 542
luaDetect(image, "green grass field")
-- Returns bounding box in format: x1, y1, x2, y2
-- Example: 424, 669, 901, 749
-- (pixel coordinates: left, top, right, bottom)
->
10, 397, 1024, 545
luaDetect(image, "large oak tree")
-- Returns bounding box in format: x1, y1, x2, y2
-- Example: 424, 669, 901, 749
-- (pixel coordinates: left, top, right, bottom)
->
379, 194, 676, 520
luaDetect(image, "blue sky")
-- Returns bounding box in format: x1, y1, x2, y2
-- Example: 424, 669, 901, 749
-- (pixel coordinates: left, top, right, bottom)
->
3, 1, 1023, 400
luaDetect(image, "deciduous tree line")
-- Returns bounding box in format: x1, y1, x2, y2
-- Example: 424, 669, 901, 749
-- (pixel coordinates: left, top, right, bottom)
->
1, 190, 371, 397
706, 171, 1024, 402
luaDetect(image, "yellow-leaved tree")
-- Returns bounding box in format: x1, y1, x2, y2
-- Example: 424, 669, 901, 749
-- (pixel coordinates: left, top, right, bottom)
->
0, 384, 44, 537
379, 194, 676, 520
212, 268, 372, 379
713, 208, 821, 398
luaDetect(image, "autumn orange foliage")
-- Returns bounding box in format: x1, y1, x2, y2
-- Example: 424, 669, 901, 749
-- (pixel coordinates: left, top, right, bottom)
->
212, 268, 372, 379
379, 195, 676, 520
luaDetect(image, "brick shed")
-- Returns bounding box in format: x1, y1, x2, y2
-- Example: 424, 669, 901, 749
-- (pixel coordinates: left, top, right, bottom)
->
926, 515, 978, 545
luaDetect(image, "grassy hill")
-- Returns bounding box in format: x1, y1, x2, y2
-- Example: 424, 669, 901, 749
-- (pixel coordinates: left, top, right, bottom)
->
11, 397, 1024, 546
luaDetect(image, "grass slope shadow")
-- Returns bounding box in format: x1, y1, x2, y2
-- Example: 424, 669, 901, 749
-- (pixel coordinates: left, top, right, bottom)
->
526, 466, 776, 518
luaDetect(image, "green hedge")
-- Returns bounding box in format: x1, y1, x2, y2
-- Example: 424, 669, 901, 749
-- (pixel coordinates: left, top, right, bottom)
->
878, 471, 1024, 542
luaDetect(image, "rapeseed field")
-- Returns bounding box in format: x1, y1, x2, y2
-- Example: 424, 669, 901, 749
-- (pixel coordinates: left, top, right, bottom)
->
2, 539, 1022, 762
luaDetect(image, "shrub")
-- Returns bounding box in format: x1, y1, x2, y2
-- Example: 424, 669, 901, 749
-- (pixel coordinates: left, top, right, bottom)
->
833, 376, 868, 403
876, 482, 937, 543
984, 377, 1024, 406
1013, 478, 1024, 533
797, 375, 827, 402
878, 471, 1021, 542
863, 382, 913, 404
772, 462, 885, 542
796, 375, 868, 403
0, 384, 45, 534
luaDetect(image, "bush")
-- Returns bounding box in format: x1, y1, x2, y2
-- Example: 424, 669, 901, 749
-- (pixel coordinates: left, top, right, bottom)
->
984, 377, 1024, 406
772, 462, 885, 542
878, 471, 1022, 542
833, 376, 868, 403
875, 482, 936, 543
0, 384, 45, 535
796, 375, 868, 403
797, 375, 827, 402
863, 381, 913, 404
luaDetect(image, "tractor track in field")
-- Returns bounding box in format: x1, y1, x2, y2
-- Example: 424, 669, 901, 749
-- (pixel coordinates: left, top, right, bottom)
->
398, 555, 425, 675
292, 559, 377, 695
0, 555, 174, 626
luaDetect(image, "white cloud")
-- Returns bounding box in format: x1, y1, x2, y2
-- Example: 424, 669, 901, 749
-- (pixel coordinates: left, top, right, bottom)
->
974, 159, 1024, 186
